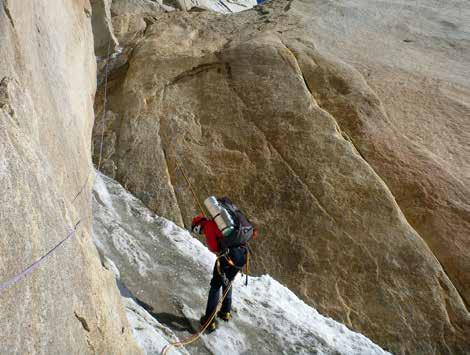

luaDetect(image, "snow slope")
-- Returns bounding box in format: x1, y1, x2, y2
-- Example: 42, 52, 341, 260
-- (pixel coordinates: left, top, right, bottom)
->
193, 0, 258, 14
92, 172, 389, 354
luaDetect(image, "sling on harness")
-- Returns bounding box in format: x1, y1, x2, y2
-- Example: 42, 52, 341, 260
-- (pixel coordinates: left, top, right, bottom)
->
217, 247, 251, 286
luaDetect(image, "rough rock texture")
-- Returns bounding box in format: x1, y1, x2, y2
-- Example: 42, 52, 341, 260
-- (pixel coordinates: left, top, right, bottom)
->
289, 0, 470, 312
110, 0, 173, 48
91, 0, 119, 55
92, 1, 470, 353
93, 172, 389, 355
0, 1, 139, 353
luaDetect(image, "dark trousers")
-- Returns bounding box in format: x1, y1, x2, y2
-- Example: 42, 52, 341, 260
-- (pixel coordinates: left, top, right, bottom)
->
204, 247, 246, 318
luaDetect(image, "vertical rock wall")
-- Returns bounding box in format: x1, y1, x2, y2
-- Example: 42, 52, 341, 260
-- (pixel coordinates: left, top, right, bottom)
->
91, 6, 470, 353
0, 1, 139, 353
90, 0, 119, 55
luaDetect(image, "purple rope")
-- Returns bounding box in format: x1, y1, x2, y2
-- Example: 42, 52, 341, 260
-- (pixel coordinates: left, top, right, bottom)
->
71, 172, 91, 204
0, 220, 82, 294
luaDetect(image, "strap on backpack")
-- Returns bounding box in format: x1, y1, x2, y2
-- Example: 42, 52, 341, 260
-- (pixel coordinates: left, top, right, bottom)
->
216, 247, 250, 286
245, 250, 249, 286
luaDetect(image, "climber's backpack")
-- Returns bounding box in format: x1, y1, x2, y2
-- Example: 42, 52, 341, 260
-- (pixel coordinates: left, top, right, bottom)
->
218, 197, 255, 250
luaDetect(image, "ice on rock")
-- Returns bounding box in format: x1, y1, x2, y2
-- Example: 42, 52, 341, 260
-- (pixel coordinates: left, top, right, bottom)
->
92, 171, 389, 355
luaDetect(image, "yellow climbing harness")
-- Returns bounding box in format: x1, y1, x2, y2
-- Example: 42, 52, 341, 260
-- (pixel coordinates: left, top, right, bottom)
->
217, 248, 250, 286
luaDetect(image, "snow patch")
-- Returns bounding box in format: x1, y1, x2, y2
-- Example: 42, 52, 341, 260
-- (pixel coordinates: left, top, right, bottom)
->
93, 172, 114, 210
93, 171, 390, 355
194, 0, 258, 14
124, 297, 189, 355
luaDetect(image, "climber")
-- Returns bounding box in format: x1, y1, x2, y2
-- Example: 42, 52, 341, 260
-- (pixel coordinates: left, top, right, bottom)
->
191, 215, 246, 332
191, 197, 255, 333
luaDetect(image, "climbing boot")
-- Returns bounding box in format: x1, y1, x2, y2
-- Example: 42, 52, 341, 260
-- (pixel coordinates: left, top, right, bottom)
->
200, 315, 217, 333
217, 311, 231, 322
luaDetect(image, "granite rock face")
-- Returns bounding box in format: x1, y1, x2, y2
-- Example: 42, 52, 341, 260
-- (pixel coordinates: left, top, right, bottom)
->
110, 0, 173, 48
0, 1, 139, 353
92, 1, 470, 353
288, 0, 470, 312
91, 0, 119, 55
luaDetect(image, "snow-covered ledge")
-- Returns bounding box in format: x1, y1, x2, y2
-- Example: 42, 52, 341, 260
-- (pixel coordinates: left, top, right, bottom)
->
92, 172, 389, 354
177, 0, 259, 14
